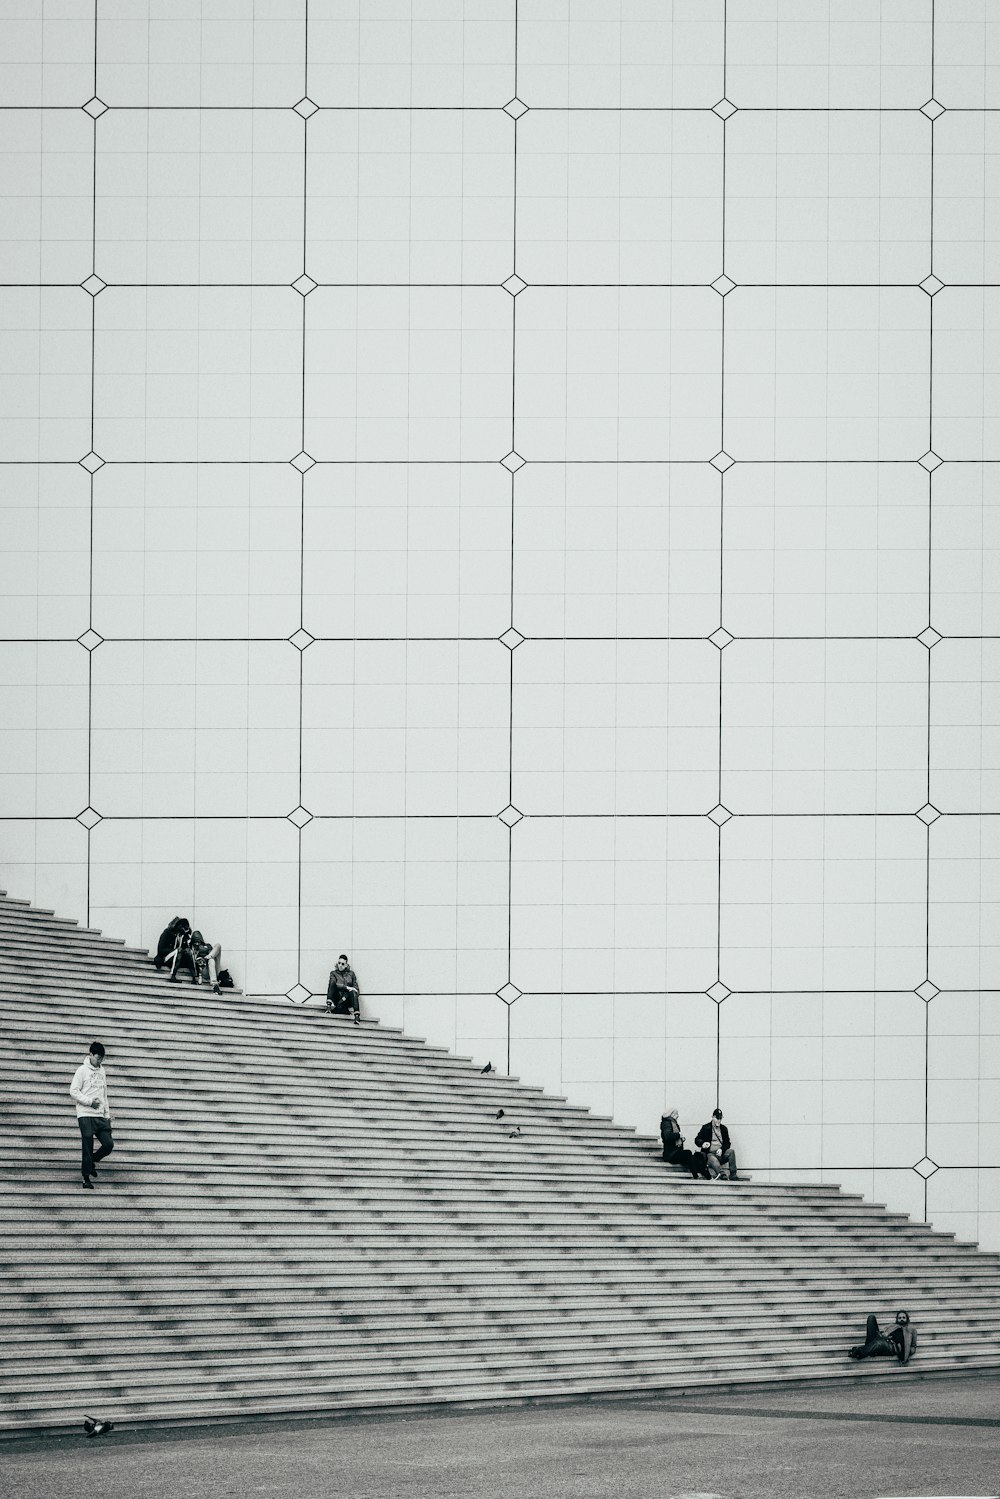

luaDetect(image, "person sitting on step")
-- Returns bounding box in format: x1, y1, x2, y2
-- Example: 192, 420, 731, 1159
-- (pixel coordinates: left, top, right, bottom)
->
153, 916, 190, 970
659, 1110, 711, 1178
695, 1107, 742, 1180
848, 1310, 917, 1364
326, 954, 361, 1024
166, 925, 198, 983
190, 930, 223, 994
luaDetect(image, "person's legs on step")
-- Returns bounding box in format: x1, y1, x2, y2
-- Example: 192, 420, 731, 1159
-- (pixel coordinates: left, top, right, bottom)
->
79, 1117, 96, 1181
91, 1117, 114, 1168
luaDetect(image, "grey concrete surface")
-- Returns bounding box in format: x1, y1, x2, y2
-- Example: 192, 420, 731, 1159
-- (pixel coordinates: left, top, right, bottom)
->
3, 1378, 999, 1499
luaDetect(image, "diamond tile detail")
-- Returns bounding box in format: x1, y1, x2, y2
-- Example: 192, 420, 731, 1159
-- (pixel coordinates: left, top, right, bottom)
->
501, 451, 525, 472
82, 97, 108, 119
502, 273, 527, 296
497, 982, 522, 1003
920, 98, 945, 120
915, 979, 940, 1002
916, 802, 941, 825
708, 626, 734, 650
499, 626, 525, 650
710, 451, 735, 472
919, 274, 944, 297
293, 97, 319, 118
497, 804, 523, 828
77, 628, 104, 652
503, 98, 528, 119
710, 274, 736, 297
707, 804, 732, 827
706, 981, 731, 1003
712, 98, 737, 120
79, 451, 105, 474
291, 273, 318, 296
913, 1156, 938, 1178
290, 451, 316, 473
286, 983, 312, 1004
917, 626, 942, 649
75, 807, 102, 830
918, 450, 943, 472
288, 628, 315, 651
80, 274, 106, 297
287, 806, 313, 828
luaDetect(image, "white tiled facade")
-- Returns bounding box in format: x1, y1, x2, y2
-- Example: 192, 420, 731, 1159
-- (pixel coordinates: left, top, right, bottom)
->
2, 1, 998, 1250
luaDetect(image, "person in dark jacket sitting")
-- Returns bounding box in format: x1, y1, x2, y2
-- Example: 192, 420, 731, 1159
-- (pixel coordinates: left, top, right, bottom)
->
659, 1110, 711, 1179
326, 954, 361, 1024
660, 1110, 686, 1162
849, 1309, 917, 1364
695, 1107, 741, 1180
153, 916, 190, 969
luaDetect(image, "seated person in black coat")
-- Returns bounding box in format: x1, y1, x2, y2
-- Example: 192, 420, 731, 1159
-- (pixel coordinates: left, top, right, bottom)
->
695, 1108, 741, 1180
154, 916, 190, 970
659, 1110, 711, 1179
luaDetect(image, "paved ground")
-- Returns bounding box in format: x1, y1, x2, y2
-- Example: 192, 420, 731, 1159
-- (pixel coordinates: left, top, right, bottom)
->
4, 1378, 999, 1499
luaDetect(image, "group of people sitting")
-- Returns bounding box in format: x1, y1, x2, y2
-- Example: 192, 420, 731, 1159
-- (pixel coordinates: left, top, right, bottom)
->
152, 917, 230, 993
152, 924, 365, 1018
660, 1107, 742, 1180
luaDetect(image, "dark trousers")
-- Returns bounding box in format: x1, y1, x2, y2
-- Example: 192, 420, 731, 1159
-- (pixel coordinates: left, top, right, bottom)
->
79, 1116, 114, 1180
853, 1315, 902, 1360
327, 988, 359, 1016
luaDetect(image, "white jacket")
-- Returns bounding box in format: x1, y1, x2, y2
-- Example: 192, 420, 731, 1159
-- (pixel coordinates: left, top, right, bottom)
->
70, 1059, 110, 1119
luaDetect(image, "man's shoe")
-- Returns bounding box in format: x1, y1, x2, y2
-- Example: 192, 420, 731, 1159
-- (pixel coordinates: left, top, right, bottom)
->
82, 1178, 94, 1189
353, 1013, 361, 1025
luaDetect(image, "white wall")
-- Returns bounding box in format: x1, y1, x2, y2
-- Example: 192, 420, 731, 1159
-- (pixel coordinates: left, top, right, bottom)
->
1, 0, 998, 1249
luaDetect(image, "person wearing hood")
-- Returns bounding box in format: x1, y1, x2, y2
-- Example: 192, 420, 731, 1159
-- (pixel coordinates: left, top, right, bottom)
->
659, 1110, 711, 1179
153, 916, 190, 970
660, 1109, 686, 1163
849, 1310, 917, 1364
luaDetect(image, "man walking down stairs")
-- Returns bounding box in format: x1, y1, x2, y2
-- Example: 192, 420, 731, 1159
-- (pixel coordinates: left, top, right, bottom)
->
69, 1041, 114, 1189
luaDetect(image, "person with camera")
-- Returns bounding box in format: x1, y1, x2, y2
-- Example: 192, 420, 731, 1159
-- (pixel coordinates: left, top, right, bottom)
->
153, 916, 191, 969
167, 925, 198, 983
326, 954, 362, 1023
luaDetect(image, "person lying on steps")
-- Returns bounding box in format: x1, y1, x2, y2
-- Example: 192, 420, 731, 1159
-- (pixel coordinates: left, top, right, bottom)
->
849, 1310, 917, 1364
326, 954, 361, 1024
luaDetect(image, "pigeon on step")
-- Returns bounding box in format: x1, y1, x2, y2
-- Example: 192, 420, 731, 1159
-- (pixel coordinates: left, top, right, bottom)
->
83, 1417, 114, 1438
494, 1109, 505, 1120
480, 1061, 493, 1074
508, 1126, 522, 1138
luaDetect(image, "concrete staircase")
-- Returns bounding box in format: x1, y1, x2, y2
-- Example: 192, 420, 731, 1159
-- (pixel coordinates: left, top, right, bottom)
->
2, 891, 999, 1435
